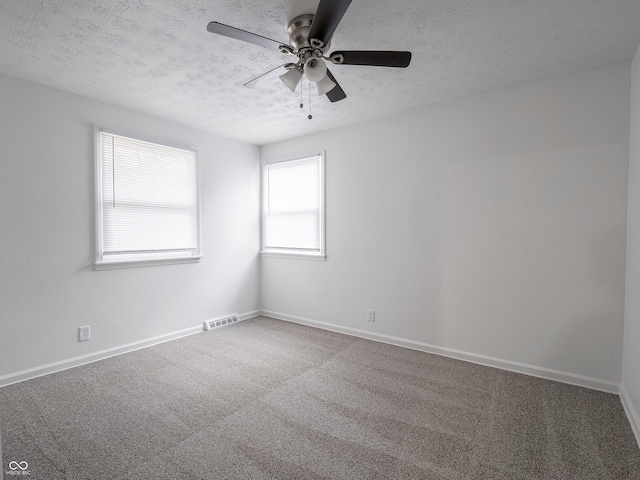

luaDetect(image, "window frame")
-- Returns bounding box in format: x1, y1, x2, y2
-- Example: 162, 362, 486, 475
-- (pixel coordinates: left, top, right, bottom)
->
94, 127, 202, 270
261, 152, 326, 261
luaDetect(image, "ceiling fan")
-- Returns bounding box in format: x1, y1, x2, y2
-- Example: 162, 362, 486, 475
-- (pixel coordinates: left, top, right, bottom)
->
206, 0, 411, 104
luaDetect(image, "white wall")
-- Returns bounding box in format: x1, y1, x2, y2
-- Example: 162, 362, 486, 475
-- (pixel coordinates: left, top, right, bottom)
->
622, 45, 640, 443
0, 62, 632, 394
0, 74, 260, 382
261, 63, 631, 391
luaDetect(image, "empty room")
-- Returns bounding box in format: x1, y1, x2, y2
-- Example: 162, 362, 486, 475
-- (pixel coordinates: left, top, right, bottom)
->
2, 0, 640, 478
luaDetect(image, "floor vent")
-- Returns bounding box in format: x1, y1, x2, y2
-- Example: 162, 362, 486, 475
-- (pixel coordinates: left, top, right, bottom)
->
203, 314, 239, 331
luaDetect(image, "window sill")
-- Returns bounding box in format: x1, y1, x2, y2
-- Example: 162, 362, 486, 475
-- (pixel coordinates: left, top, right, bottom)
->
94, 256, 202, 270
260, 251, 326, 261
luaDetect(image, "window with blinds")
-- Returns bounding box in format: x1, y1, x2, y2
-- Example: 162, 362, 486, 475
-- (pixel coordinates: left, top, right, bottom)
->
95, 129, 200, 268
262, 154, 325, 258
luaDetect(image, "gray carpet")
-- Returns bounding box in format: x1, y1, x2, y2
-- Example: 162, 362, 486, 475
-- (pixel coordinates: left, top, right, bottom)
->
1, 316, 639, 479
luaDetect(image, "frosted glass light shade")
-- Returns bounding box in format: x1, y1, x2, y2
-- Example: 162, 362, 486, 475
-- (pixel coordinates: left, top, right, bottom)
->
315, 75, 336, 96
280, 68, 302, 92
304, 57, 328, 83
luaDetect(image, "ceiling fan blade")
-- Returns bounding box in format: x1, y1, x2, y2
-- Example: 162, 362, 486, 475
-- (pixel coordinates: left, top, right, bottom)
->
243, 64, 292, 89
308, 0, 353, 47
325, 69, 346, 102
331, 51, 412, 68
207, 21, 288, 52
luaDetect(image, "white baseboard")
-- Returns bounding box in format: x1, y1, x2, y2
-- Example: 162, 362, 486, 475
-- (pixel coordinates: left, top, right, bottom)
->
236, 310, 261, 321
0, 310, 261, 388
260, 309, 620, 394
620, 384, 640, 449
1, 308, 620, 396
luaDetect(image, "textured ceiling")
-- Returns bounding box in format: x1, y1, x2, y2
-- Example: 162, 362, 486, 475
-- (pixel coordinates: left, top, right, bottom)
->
1, 0, 640, 145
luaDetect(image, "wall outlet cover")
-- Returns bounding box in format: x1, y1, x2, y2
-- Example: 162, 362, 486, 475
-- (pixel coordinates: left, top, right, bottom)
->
79, 326, 91, 342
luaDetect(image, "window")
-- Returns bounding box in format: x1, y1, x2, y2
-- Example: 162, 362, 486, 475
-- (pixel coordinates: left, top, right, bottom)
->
262, 153, 325, 259
95, 129, 200, 269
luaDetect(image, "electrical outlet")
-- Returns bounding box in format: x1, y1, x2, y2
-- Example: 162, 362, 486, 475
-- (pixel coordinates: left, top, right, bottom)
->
78, 326, 91, 342
367, 309, 375, 322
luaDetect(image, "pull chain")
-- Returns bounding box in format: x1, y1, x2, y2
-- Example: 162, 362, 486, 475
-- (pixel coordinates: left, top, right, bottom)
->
297, 80, 313, 120
308, 81, 312, 120
299, 79, 304, 109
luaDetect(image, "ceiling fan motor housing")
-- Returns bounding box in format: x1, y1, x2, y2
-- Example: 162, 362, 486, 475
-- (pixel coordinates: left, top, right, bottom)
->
287, 14, 330, 52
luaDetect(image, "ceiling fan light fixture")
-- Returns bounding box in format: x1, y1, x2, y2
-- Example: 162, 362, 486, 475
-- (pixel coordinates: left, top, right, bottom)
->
304, 57, 328, 83
279, 68, 302, 92
207, 0, 413, 105
315, 74, 336, 96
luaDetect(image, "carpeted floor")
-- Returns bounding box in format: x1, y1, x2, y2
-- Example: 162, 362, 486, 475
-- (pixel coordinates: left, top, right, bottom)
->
1, 316, 639, 479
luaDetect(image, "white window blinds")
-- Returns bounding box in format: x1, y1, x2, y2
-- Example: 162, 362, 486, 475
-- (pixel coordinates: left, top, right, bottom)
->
96, 130, 199, 266
263, 155, 324, 254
